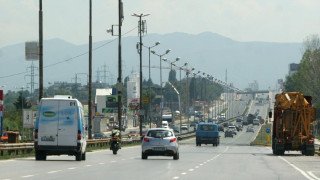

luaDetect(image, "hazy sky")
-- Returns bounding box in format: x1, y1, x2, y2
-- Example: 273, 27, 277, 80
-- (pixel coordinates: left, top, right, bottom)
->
1, 0, 320, 48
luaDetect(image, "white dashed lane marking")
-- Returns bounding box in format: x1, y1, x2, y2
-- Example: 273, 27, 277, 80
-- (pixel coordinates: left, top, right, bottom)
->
47, 170, 61, 174
21, 175, 34, 178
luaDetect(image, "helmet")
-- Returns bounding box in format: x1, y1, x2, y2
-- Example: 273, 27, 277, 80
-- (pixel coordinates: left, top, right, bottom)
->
114, 125, 119, 129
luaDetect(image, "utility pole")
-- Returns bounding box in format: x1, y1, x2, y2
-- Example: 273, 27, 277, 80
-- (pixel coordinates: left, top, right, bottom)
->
132, 13, 149, 136
39, 0, 43, 101
88, 0, 93, 139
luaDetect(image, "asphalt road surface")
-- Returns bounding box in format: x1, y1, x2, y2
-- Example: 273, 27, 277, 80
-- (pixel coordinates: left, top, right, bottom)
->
1, 124, 320, 180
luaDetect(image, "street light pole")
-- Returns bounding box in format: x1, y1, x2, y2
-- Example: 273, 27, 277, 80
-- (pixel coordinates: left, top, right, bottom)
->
142, 42, 160, 129
151, 49, 171, 126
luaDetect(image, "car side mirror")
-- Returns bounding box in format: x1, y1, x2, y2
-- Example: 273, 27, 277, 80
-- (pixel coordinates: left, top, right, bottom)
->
268, 111, 272, 118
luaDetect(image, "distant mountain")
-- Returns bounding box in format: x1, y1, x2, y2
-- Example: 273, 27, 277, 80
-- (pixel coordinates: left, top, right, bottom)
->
0, 32, 302, 92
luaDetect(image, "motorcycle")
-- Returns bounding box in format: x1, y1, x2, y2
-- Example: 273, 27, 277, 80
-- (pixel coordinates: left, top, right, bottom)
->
110, 136, 120, 155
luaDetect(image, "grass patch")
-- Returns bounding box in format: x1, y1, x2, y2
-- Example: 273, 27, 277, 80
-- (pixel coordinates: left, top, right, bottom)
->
251, 124, 272, 146
0, 149, 35, 160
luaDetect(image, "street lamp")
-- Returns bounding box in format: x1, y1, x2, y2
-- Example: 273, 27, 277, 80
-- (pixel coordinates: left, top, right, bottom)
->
132, 13, 150, 136
151, 49, 171, 125
142, 42, 160, 129
186, 67, 194, 132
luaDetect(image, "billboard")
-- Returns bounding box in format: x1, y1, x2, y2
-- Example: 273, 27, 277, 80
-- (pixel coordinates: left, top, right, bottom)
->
25, 41, 39, 61
23, 109, 37, 128
127, 98, 139, 110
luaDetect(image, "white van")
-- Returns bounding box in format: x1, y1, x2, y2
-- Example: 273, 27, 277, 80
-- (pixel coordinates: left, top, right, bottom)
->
162, 121, 169, 128
34, 96, 87, 161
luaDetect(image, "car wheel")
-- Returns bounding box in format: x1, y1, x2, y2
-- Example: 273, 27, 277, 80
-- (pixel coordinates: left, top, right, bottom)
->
142, 153, 148, 160
173, 153, 179, 160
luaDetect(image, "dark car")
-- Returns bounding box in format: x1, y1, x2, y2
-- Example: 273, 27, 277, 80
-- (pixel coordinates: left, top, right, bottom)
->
218, 125, 224, 132
190, 121, 197, 127
93, 132, 108, 139
173, 126, 180, 133
224, 130, 233, 138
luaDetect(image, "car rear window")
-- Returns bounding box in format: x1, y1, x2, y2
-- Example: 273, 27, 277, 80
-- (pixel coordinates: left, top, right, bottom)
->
199, 125, 215, 131
147, 130, 173, 138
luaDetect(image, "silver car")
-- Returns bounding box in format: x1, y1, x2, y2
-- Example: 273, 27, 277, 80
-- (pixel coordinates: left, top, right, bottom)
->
141, 128, 180, 160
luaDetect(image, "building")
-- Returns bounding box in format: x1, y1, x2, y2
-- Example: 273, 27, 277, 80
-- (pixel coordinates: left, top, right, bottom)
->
288, 63, 299, 76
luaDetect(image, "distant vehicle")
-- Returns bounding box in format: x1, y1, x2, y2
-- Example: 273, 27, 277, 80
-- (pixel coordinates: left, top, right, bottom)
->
196, 123, 220, 146
93, 132, 108, 139
236, 124, 243, 131
142, 123, 146, 128
34, 95, 87, 161
247, 114, 256, 124
141, 128, 180, 160
225, 129, 233, 138
128, 130, 139, 138
190, 121, 197, 127
181, 124, 188, 130
223, 122, 229, 127
218, 125, 224, 132
173, 126, 180, 133
246, 127, 254, 132
253, 119, 260, 125
162, 121, 169, 128
228, 126, 237, 135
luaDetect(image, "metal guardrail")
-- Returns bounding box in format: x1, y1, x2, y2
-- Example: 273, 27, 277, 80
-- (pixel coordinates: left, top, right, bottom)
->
0, 137, 144, 157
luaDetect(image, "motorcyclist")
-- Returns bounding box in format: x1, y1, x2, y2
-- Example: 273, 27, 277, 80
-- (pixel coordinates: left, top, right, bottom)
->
110, 125, 121, 150
111, 125, 121, 138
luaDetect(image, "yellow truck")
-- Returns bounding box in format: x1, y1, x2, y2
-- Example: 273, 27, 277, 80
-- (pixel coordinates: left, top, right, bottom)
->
270, 91, 316, 156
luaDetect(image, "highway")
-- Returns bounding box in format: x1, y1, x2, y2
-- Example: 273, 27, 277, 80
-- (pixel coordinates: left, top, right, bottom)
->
1, 124, 320, 180
1, 92, 320, 180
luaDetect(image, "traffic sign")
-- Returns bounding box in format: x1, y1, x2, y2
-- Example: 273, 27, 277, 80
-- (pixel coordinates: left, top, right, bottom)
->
142, 97, 149, 104
266, 128, 271, 133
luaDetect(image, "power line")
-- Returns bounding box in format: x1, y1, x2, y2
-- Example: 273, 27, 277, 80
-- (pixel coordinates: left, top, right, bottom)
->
0, 26, 138, 79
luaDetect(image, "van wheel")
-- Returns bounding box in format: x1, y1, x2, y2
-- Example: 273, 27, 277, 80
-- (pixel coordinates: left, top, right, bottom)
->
35, 152, 46, 160
76, 152, 82, 161
82, 152, 86, 160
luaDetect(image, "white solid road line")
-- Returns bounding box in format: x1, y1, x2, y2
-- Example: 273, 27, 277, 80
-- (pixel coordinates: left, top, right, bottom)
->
278, 156, 315, 180
308, 171, 320, 180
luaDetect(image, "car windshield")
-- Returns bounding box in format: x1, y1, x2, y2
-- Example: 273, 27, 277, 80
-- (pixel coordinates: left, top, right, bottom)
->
129, 131, 136, 134
147, 130, 173, 138
200, 125, 215, 131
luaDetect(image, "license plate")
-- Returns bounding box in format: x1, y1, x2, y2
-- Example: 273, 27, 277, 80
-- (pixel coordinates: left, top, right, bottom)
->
153, 147, 166, 151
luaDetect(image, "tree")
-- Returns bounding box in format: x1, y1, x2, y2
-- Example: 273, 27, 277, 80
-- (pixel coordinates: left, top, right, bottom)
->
13, 91, 31, 110
284, 34, 320, 117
